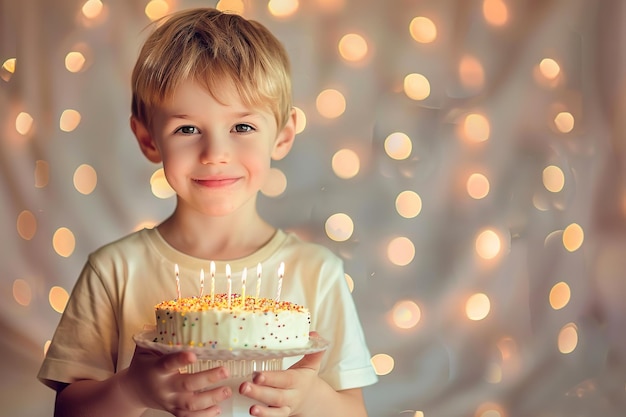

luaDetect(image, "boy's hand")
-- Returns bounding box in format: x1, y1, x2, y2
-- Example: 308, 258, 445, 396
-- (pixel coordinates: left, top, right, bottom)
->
122, 346, 232, 417
238, 333, 326, 417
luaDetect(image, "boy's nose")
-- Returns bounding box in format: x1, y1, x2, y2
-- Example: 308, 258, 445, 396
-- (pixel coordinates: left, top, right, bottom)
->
199, 136, 230, 164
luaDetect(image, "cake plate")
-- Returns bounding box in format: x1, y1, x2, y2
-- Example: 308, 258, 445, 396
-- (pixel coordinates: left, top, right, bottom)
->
133, 329, 329, 375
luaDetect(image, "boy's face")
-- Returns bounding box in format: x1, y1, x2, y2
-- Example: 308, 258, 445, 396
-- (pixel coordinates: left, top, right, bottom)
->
132, 79, 295, 217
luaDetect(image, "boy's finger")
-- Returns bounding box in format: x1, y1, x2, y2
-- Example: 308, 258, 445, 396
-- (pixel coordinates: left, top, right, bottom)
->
176, 366, 230, 393
288, 350, 325, 373
158, 351, 197, 372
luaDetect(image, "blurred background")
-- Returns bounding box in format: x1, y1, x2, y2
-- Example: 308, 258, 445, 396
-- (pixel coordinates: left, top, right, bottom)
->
2, 0, 626, 416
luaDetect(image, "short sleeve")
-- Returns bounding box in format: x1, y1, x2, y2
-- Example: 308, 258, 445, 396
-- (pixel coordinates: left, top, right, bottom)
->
38, 258, 119, 389
310, 254, 378, 391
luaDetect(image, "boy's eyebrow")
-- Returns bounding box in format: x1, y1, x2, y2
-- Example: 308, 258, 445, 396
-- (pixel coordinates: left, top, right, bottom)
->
166, 111, 266, 120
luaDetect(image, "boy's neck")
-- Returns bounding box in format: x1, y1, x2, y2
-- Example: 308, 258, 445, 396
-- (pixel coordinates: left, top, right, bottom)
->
156, 208, 276, 261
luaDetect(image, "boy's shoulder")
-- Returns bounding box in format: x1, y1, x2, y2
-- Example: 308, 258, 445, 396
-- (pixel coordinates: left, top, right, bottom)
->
280, 231, 343, 266
88, 228, 155, 261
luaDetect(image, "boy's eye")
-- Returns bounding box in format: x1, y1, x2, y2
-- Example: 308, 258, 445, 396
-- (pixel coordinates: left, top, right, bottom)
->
233, 124, 254, 133
175, 126, 199, 135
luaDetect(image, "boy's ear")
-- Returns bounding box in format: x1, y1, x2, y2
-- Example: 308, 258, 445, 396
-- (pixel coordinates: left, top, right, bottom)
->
130, 116, 162, 163
271, 108, 297, 161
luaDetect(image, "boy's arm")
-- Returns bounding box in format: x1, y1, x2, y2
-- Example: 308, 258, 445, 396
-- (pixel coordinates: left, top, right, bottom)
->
54, 348, 232, 417
55, 369, 147, 417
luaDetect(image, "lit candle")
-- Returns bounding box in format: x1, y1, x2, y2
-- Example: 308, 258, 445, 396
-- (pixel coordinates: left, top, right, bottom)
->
210, 261, 215, 304
275, 262, 284, 302
226, 263, 232, 309
175, 264, 181, 301
199, 268, 204, 297
255, 263, 262, 307
241, 267, 247, 307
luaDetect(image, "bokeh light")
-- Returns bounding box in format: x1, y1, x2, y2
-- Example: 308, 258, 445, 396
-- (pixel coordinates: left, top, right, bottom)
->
344, 273, 354, 292
387, 236, 415, 266
371, 353, 395, 376
216, 0, 245, 14
554, 111, 574, 133
325, 213, 354, 242
16, 112, 34, 135
409, 16, 437, 43
395, 190, 422, 218
462, 113, 490, 143
475, 229, 501, 260
145, 0, 170, 20
316, 89, 346, 119
82, 0, 103, 19
467, 173, 490, 199
331, 148, 360, 179
562, 223, 584, 252
384, 132, 412, 160
539, 58, 561, 80
391, 300, 421, 329
294, 106, 306, 133
60, 109, 81, 132
483, 0, 509, 26
543, 165, 565, 193
49, 286, 70, 314
13, 279, 32, 307
52, 227, 76, 258
403, 73, 430, 101
17, 210, 37, 240
268, 0, 299, 18
558, 323, 578, 354
73, 164, 98, 195
459, 55, 485, 90
65, 51, 86, 73
338, 33, 368, 62
1, 57, 16, 81
261, 167, 287, 197
150, 168, 175, 199
475, 401, 507, 417
466, 293, 491, 321
549, 281, 571, 310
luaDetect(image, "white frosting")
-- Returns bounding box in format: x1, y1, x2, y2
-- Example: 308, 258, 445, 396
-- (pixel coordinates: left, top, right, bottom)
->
155, 294, 311, 349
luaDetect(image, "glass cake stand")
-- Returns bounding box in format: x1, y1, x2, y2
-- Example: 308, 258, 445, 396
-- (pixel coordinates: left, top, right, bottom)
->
133, 330, 330, 416
133, 329, 329, 375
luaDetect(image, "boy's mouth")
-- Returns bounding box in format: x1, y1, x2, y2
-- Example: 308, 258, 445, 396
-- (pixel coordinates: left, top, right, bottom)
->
193, 177, 240, 188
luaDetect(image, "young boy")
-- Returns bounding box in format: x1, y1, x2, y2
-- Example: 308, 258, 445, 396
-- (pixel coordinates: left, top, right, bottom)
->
38, 7, 377, 417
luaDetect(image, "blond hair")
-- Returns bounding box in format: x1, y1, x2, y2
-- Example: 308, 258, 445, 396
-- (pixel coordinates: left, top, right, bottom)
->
131, 8, 292, 129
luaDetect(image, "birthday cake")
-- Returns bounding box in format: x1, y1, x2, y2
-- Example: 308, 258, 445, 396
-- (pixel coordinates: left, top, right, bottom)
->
154, 293, 311, 350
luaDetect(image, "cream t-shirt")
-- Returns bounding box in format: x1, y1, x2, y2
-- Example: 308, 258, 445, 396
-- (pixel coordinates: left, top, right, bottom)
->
38, 228, 377, 416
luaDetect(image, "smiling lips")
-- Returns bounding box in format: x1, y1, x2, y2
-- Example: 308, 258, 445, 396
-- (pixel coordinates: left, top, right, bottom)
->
193, 177, 240, 188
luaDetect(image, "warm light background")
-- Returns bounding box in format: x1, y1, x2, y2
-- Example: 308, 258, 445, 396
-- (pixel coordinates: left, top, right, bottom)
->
2, 1, 626, 416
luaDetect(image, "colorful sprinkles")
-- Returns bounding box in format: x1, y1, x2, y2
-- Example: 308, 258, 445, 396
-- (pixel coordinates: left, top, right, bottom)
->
154, 293, 310, 350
